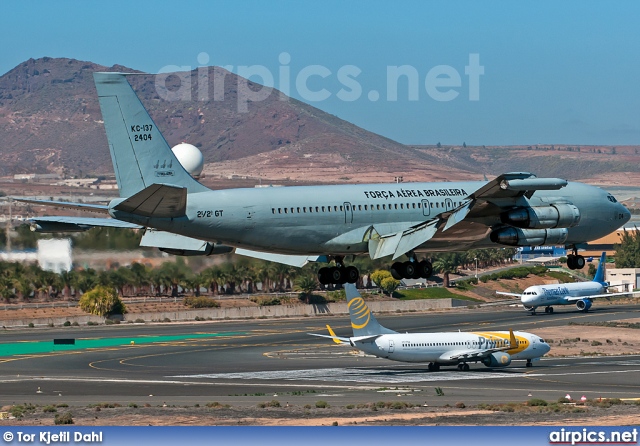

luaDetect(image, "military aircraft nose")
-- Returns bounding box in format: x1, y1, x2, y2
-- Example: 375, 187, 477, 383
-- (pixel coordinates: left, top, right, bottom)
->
621, 205, 631, 225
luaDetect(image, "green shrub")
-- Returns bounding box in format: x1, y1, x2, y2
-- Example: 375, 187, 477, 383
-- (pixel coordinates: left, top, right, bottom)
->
591, 340, 602, 346
184, 296, 220, 308
315, 400, 329, 408
128, 403, 138, 408
43, 405, 57, 413
28, 322, 34, 328
63, 321, 71, 327
250, 296, 281, 306
528, 398, 548, 406
54, 412, 74, 425
79, 286, 126, 317
134, 318, 145, 323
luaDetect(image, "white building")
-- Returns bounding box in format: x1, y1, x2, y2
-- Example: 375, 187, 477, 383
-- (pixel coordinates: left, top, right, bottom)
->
606, 268, 640, 292
37, 239, 72, 273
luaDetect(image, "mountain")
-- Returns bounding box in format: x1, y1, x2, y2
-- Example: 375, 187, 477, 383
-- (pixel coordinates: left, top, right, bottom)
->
0, 57, 460, 181
1, 57, 638, 186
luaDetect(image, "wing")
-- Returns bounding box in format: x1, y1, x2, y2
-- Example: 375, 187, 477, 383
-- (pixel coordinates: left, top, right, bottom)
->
565, 291, 640, 302
368, 172, 569, 259
235, 248, 328, 267
495, 291, 523, 298
441, 329, 517, 362
308, 325, 351, 344
28, 216, 142, 233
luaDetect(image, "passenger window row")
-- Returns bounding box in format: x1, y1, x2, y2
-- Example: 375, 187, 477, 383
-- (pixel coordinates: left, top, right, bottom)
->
271, 201, 464, 214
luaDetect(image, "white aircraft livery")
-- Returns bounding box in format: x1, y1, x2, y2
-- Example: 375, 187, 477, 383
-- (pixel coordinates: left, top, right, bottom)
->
21, 72, 631, 284
498, 252, 639, 314
310, 284, 550, 370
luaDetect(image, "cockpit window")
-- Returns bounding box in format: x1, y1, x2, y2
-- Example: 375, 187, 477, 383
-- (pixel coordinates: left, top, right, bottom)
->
607, 195, 618, 203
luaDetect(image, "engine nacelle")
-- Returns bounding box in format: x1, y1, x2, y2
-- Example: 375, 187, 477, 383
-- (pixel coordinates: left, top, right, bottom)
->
490, 227, 568, 246
575, 299, 593, 312
482, 352, 512, 368
160, 243, 233, 256
501, 204, 581, 229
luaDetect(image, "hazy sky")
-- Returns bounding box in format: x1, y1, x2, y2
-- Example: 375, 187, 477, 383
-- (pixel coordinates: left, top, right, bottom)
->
2, 1, 640, 146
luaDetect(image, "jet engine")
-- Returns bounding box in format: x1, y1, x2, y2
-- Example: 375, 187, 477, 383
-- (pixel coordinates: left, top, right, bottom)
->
501, 204, 580, 229
575, 299, 593, 312
482, 352, 512, 367
490, 227, 568, 246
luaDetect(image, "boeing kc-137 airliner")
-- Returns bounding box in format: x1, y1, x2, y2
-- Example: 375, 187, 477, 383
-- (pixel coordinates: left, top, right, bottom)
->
22, 72, 631, 284
497, 252, 640, 314
310, 284, 550, 369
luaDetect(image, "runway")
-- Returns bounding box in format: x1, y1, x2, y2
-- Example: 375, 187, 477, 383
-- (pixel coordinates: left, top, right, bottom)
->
1, 303, 639, 408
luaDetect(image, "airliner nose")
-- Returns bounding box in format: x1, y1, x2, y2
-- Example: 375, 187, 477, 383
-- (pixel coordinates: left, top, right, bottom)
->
620, 205, 631, 225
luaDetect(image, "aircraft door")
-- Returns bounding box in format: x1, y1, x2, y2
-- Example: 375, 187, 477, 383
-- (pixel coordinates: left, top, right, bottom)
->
421, 199, 431, 217
388, 339, 395, 353
445, 198, 454, 211
343, 202, 354, 224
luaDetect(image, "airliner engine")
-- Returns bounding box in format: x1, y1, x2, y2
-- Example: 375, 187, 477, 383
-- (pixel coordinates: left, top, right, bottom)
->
482, 352, 512, 367
501, 204, 581, 229
575, 299, 593, 312
489, 227, 569, 246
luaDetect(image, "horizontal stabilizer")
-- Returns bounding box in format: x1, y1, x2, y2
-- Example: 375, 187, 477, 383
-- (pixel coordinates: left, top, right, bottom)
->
13, 198, 109, 214
235, 248, 327, 267
28, 216, 142, 232
113, 184, 187, 218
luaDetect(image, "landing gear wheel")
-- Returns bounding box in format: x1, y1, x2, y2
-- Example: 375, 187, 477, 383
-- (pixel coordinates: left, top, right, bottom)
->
329, 267, 346, 284
457, 364, 463, 370
428, 362, 440, 371
574, 255, 585, 269
462, 363, 470, 371
390, 262, 403, 280
403, 261, 416, 279
567, 255, 576, 270
526, 360, 533, 368
417, 260, 433, 278
345, 266, 359, 284
544, 306, 554, 314
318, 267, 330, 285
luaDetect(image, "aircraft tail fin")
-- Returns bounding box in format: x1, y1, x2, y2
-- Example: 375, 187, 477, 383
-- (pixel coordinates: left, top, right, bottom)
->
93, 72, 209, 198
593, 252, 607, 285
344, 284, 397, 337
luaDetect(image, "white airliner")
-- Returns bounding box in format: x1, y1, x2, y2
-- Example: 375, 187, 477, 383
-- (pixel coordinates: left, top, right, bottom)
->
497, 252, 639, 314
20, 72, 631, 285
310, 284, 550, 370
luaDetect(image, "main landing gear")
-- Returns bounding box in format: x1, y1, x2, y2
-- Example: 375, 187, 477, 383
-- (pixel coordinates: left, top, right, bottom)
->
390, 257, 433, 280
428, 362, 440, 371
526, 359, 533, 367
566, 247, 585, 270
318, 258, 359, 285
457, 363, 470, 371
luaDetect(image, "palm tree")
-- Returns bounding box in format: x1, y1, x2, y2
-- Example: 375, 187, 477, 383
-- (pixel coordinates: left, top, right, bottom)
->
432, 254, 459, 288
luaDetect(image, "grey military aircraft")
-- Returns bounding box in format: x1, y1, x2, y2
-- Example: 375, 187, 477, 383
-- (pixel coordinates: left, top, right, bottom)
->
22, 72, 631, 285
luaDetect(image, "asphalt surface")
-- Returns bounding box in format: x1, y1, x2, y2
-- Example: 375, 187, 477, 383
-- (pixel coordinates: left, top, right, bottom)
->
1, 303, 639, 408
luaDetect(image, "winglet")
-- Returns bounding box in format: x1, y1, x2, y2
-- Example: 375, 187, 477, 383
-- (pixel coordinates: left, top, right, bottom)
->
326, 325, 343, 344
509, 328, 517, 348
